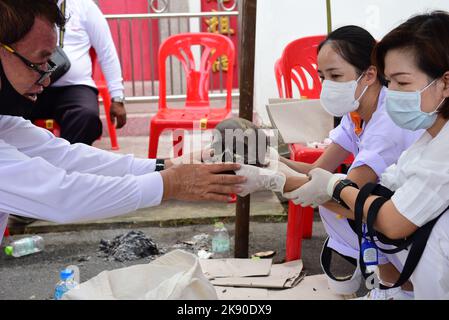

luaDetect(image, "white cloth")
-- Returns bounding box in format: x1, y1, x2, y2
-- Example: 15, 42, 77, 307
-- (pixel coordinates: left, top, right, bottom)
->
0, 116, 163, 244
411, 212, 449, 299
54, 0, 124, 98
381, 120, 449, 226
63, 250, 218, 300
320, 87, 423, 260
378, 121, 449, 299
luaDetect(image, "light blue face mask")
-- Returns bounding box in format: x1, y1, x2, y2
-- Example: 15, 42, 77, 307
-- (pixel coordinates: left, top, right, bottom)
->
385, 79, 446, 131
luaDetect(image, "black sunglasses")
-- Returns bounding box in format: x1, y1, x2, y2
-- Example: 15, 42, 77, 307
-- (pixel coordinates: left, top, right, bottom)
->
1, 44, 57, 85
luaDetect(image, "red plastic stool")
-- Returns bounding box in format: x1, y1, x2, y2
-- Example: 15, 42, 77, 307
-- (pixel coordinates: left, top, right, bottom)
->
33, 119, 61, 137
3, 227, 9, 238
285, 145, 354, 262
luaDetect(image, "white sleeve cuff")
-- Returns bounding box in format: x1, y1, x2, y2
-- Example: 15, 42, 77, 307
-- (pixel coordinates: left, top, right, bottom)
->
135, 172, 164, 208
110, 89, 125, 99
130, 158, 157, 175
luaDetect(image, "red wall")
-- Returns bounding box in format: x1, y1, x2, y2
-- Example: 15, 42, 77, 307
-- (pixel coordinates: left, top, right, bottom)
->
200, 0, 239, 89
98, 0, 160, 81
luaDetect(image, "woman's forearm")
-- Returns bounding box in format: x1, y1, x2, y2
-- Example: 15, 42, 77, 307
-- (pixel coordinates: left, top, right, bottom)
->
280, 157, 314, 174
339, 186, 417, 239
283, 176, 310, 192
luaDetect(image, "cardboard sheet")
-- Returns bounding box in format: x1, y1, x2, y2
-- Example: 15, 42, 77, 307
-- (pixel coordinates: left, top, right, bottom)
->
214, 275, 346, 300
267, 274, 346, 300
199, 258, 272, 279
209, 260, 304, 289
266, 99, 333, 144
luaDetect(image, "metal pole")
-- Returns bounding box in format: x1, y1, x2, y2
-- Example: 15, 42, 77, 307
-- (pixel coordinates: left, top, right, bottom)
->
235, 0, 257, 258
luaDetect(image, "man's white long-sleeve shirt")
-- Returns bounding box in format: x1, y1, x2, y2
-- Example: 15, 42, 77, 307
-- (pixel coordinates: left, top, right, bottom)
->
53, 0, 124, 98
0, 116, 164, 244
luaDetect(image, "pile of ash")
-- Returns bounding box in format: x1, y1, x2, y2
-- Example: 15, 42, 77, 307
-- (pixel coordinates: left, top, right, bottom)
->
98, 231, 159, 262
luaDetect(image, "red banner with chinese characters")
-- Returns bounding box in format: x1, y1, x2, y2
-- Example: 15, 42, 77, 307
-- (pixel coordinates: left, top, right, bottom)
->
201, 0, 239, 89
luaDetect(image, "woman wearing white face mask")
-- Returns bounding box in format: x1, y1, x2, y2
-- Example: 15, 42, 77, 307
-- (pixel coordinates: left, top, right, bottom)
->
289, 11, 449, 299
280, 26, 423, 299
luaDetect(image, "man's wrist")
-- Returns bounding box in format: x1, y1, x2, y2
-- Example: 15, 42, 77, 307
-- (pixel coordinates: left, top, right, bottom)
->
163, 159, 170, 169
159, 168, 177, 201
111, 95, 125, 104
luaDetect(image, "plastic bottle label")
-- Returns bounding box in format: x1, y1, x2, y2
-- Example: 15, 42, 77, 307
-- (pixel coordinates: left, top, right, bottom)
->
54, 282, 77, 300
54, 285, 68, 300
212, 238, 230, 253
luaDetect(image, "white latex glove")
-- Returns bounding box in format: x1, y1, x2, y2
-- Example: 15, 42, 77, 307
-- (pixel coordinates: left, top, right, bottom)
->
283, 168, 346, 208
265, 146, 280, 166
265, 147, 307, 181
234, 164, 286, 197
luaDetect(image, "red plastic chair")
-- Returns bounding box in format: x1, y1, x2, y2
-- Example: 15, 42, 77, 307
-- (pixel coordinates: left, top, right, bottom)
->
3, 226, 10, 238
277, 35, 325, 100
274, 58, 304, 99
90, 48, 119, 150
276, 35, 355, 261
148, 33, 235, 158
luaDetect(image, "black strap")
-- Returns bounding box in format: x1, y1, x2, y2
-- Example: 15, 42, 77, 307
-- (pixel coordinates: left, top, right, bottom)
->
366, 197, 414, 253
59, 0, 67, 48
320, 237, 358, 282
354, 182, 449, 289
354, 183, 378, 282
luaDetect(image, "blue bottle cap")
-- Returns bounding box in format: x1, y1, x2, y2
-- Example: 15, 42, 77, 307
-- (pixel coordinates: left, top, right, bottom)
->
60, 269, 74, 280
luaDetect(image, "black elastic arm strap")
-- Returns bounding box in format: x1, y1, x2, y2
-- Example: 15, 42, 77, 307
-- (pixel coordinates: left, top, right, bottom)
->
366, 197, 413, 254
357, 186, 449, 289
365, 196, 388, 244
355, 184, 411, 288
372, 184, 395, 198
354, 183, 378, 280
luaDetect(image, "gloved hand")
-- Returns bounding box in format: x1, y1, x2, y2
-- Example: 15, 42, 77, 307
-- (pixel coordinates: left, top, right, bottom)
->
283, 168, 346, 208
234, 164, 286, 197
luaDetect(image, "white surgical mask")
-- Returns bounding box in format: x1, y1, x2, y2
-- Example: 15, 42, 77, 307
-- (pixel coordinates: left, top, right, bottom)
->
385, 79, 446, 131
320, 73, 369, 117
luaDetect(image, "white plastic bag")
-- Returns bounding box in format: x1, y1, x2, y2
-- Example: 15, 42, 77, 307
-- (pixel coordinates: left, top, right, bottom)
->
63, 250, 218, 300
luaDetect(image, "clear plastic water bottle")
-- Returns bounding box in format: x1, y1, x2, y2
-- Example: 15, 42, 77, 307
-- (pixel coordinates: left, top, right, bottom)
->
4, 235, 44, 257
54, 269, 79, 300
211, 222, 230, 259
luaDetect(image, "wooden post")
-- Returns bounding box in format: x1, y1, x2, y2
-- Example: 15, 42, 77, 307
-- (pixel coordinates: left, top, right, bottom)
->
235, 0, 257, 258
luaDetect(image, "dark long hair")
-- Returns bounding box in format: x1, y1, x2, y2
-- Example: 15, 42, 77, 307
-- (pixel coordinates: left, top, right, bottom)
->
318, 25, 386, 85
374, 11, 449, 119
